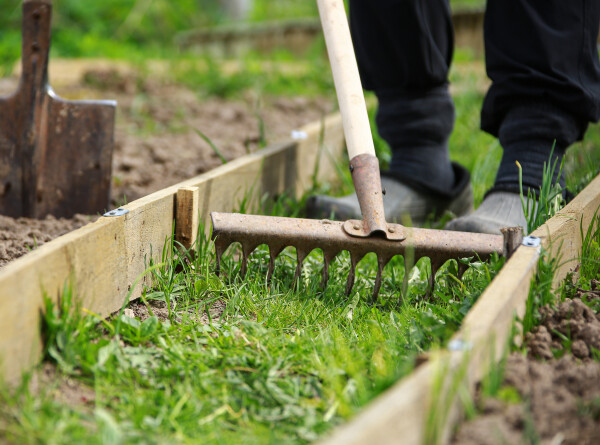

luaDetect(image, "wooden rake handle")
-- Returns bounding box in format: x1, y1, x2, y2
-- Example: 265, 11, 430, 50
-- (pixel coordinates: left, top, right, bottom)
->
317, 0, 405, 240
317, 0, 376, 160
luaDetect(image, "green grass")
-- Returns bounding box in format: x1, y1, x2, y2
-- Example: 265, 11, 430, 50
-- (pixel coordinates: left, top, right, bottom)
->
167, 49, 334, 99
0, 194, 506, 444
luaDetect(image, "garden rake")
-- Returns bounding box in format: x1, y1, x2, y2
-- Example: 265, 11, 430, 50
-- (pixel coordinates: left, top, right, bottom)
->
211, 0, 520, 301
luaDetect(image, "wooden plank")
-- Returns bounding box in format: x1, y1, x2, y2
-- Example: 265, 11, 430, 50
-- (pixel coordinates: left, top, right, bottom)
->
535, 176, 600, 286
320, 173, 600, 445
295, 114, 346, 197
176, 187, 200, 249
0, 194, 173, 385
0, 112, 345, 385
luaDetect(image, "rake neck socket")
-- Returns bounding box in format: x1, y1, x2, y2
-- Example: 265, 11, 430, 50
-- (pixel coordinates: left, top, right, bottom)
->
344, 153, 405, 241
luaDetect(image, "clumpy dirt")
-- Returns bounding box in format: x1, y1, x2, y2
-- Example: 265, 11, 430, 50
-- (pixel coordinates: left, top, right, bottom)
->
0, 214, 97, 267
0, 65, 334, 267
527, 284, 600, 361
28, 362, 95, 411
126, 296, 227, 325
452, 281, 600, 445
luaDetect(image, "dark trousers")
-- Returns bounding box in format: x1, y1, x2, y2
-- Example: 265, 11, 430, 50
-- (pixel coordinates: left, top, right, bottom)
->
349, 0, 600, 195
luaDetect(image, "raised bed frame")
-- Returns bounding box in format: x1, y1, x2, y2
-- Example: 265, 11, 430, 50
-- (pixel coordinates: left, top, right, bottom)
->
0, 113, 344, 384
1, 108, 599, 444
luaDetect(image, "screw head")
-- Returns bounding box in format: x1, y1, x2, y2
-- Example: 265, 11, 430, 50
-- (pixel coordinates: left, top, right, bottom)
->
103, 208, 130, 217
388, 227, 395, 233
448, 339, 472, 352
522, 236, 541, 247
353, 224, 361, 231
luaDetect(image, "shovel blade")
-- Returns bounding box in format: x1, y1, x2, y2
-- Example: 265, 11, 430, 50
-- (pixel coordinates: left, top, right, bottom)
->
0, 91, 116, 218
35, 92, 116, 218
0, 0, 116, 218
0, 95, 22, 217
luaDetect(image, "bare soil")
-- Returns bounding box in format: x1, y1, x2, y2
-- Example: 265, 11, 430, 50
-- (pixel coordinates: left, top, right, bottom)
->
28, 362, 95, 411
0, 214, 97, 267
452, 282, 600, 445
0, 64, 333, 267
126, 296, 228, 325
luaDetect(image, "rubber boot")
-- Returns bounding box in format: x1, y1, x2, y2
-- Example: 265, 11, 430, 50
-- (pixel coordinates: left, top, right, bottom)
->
445, 192, 529, 235
306, 162, 473, 225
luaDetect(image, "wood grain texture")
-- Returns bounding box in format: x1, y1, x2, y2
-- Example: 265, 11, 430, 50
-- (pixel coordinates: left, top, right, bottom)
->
176, 187, 200, 249
320, 173, 600, 445
0, 112, 345, 384
0, 193, 173, 384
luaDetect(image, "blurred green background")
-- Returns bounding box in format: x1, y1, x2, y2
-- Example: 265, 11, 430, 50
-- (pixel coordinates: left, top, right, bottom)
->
0, 0, 485, 71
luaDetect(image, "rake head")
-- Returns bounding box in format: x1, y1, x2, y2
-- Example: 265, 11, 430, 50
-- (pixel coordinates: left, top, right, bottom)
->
211, 212, 516, 301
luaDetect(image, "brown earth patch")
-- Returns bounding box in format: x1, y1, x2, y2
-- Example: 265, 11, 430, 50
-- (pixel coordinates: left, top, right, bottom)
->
527, 294, 600, 361
454, 353, 600, 445
453, 284, 600, 445
127, 295, 227, 324
103, 71, 333, 205
0, 214, 97, 267
28, 362, 96, 410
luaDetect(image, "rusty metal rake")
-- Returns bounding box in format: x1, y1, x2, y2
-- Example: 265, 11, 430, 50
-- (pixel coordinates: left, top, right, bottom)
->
211, 0, 521, 300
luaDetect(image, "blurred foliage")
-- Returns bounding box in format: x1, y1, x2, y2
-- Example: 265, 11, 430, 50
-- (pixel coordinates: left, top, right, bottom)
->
0, 0, 484, 65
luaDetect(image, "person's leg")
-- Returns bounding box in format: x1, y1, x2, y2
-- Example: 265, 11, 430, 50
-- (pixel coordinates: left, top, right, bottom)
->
351, 0, 455, 195
308, 0, 473, 223
447, 0, 600, 234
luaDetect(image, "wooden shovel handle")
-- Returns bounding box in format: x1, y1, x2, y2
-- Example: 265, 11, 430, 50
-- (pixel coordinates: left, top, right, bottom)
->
317, 0, 376, 159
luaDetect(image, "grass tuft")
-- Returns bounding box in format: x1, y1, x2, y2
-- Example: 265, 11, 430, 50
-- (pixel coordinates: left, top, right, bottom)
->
517, 144, 566, 234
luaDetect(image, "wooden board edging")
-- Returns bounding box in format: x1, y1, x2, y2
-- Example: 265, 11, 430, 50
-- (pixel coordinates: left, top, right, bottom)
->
0, 112, 344, 385
320, 174, 600, 445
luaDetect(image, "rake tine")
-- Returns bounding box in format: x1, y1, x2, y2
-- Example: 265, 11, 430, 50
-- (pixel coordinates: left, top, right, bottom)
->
372, 255, 392, 303
320, 257, 330, 289
240, 242, 260, 279
320, 251, 339, 289
215, 247, 222, 277
266, 244, 284, 284
240, 252, 248, 279
293, 249, 308, 288
426, 260, 442, 300
267, 252, 276, 283
345, 254, 359, 295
